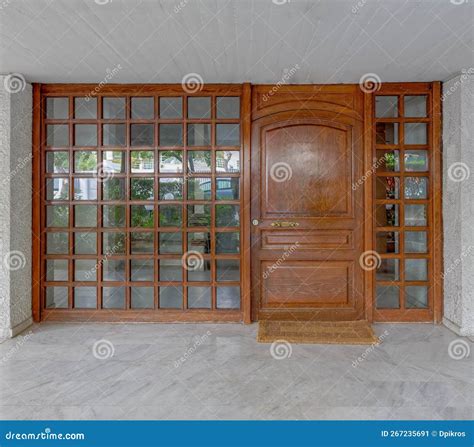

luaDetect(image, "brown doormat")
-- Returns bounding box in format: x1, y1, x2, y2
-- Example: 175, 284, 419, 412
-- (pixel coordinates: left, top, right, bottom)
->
257, 320, 379, 345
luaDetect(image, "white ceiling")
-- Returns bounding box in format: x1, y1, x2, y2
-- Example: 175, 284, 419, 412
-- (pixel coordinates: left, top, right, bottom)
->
0, 0, 473, 84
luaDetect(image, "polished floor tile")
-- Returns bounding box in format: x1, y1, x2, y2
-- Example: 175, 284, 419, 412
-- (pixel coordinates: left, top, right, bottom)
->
0, 322, 471, 420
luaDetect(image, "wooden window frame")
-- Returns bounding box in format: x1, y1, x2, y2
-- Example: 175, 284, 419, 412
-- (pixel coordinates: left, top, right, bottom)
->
32, 83, 252, 323
371, 82, 442, 322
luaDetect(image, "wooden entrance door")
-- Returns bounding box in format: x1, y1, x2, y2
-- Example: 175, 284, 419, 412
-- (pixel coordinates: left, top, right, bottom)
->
250, 86, 366, 321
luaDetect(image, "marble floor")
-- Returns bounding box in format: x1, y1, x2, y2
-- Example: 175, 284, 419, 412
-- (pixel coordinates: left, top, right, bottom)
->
0, 322, 472, 420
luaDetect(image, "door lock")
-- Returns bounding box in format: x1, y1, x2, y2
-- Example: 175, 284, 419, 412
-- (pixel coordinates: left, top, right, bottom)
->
252, 219, 259, 226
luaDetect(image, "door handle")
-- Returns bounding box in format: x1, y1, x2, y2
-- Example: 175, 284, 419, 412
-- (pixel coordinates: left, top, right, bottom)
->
271, 221, 299, 228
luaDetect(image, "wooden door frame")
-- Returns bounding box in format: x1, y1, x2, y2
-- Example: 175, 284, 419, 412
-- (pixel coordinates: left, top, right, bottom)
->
31, 82, 442, 324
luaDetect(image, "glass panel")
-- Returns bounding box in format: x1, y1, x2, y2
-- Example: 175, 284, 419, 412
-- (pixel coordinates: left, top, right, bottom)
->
376, 231, 399, 254
75, 260, 97, 281
187, 124, 211, 146
74, 97, 97, 119
405, 177, 428, 199
74, 151, 97, 173
46, 260, 68, 281
159, 97, 182, 119
405, 231, 427, 253
103, 178, 125, 200
131, 205, 154, 227
187, 258, 211, 282
216, 178, 239, 200
405, 204, 427, 227
131, 151, 154, 173
131, 178, 154, 201
159, 205, 182, 227
103, 259, 126, 281
103, 232, 126, 254
74, 232, 97, 254
46, 232, 68, 254
216, 151, 240, 173
159, 232, 182, 254
46, 205, 69, 227
159, 259, 182, 282
131, 287, 154, 309
216, 232, 239, 254
47, 124, 69, 147
404, 95, 427, 118
46, 178, 69, 200
187, 205, 210, 227
187, 232, 210, 253
74, 287, 96, 308
159, 150, 183, 173
102, 97, 125, 119
375, 123, 398, 145
188, 287, 211, 309
45, 287, 68, 308
404, 123, 427, 145
75, 205, 97, 227
159, 178, 183, 200
131, 259, 154, 281
375, 96, 398, 118
405, 259, 428, 281
102, 151, 125, 173
131, 124, 154, 146
188, 178, 211, 200
131, 97, 154, 119
375, 204, 399, 227
216, 124, 240, 146
159, 124, 182, 146
188, 151, 211, 173
376, 259, 399, 281
404, 150, 428, 172
74, 125, 97, 146
375, 150, 399, 173
376, 285, 400, 309
375, 177, 400, 199
216, 287, 240, 309
131, 232, 154, 254
216, 97, 240, 119
102, 124, 126, 146
159, 287, 182, 308
187, 97, 211, 119
216, 260, 240, 282
102, 287, 125, 309
74, 178, 97, 200
46, 97, 69, 119
46, 151, 69, 173
216, 204, 240, 227
103, 205, 125, 228
406, 286, 428, 309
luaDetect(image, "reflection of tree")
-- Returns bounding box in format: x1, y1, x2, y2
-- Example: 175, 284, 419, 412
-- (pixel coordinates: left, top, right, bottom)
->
188, 151, 211, 172
104, 178, 124, 200
217, 233, 239, 253
160, 206, 182, 227
131, 206, 154, 228
131, 178, 154, 200
104, 205, 125, 227
76, 151, 97, 172
216, 205, 239, 227
51, 206, 68, 226
159, 180, 183, 200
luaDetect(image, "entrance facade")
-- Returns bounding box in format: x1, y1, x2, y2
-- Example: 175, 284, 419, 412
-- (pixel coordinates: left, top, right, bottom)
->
32, 83, 442, 323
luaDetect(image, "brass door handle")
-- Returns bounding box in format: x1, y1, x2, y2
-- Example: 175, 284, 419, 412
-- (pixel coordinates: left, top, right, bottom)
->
271, 221, 299, 228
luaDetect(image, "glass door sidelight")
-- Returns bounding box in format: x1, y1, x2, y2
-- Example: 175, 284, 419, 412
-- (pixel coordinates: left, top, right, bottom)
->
39, 86, 244, 321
